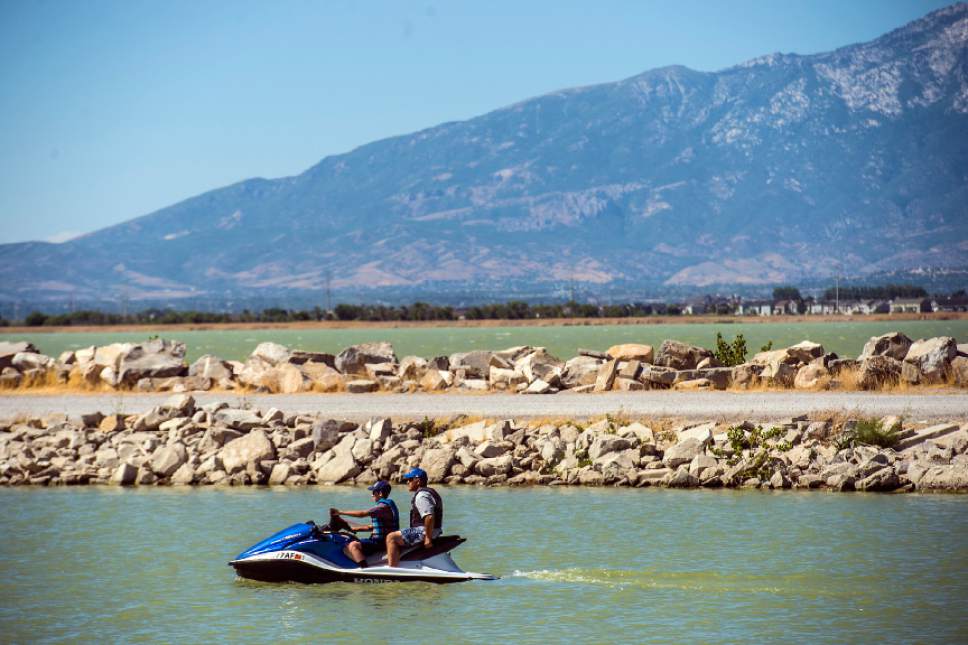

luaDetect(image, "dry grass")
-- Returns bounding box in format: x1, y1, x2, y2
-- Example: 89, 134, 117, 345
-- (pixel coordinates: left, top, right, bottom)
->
4, 311, 964, 335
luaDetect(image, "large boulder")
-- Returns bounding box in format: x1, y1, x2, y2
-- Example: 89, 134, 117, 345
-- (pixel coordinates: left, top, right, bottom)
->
0, 341, 39, 370
12, 352, 53, 372
858, 332, 913, 361
448, 351, 494, 379
903, 337, 958, 384
606, 344, 654, 364
188, 355, 235, 384
314, 434, 360, 483
857, 355, 902, 389
419, 448, 456, 483
663, 438, 705, 468
794, 363, 829, 389
220, 429, 276, 475
213, 408, 263, 431
588, 436, 632, 460
514, 349, 563, 384
560, 356, 602, 388
593, 360, 618, 392
250, 342, 291, 366
336, 342, 396, 376
655, 340, 713, 370
299, 362, 344, 391
116, 339, 188, 386
149, 443, 188, 478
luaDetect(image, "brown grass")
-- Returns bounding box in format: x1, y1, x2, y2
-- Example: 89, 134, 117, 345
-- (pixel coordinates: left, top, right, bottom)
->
4, 311, 964, 334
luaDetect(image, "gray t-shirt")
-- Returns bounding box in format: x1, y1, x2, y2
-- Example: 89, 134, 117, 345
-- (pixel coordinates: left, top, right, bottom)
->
414, 490, 436, 519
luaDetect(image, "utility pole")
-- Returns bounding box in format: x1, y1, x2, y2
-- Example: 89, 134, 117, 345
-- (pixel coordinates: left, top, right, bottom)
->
325, 269, 332, 313
835, 273, 839, 314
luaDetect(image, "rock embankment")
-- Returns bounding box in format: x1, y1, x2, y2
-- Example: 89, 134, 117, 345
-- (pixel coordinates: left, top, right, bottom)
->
2, 332, 966, 395
2, 394, 966, 492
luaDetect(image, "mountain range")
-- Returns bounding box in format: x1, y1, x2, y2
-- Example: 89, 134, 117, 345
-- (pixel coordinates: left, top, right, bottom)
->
3, 3, 967, 307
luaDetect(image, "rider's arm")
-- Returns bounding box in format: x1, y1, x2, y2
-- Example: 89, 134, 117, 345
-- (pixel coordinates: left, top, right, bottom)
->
422, 513, 434, 547
336, 509, 369, 518
347, 522, 373, 532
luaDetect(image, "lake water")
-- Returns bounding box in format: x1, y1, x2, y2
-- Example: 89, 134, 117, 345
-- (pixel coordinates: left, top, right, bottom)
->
1, 487, 966, 643
3, 319, 967, 362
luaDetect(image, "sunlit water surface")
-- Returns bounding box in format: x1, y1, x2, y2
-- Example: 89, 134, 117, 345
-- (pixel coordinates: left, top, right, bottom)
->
1, 487, 966, 643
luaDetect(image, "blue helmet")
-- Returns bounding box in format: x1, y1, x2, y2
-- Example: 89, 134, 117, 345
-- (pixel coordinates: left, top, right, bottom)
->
367, 480, 392, 496
401, 467, 428, 483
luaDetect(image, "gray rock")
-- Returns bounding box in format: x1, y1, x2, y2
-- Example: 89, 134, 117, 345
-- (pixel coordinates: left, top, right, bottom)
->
0, 341, 39, 370
655, 340, 714, 370
346, 379, 379, 393
668, 466, 700, 487
903, 337, 957, 384
336, 342, 397, 376
640, 365, 678, 387
149, 443, 188, 478
857, 355, 902, 389
170, 462, 196, 485
419, 448, 456, 482
188, 355, 235, 383
560, 356, 602, 388
593, 360, 618, 392
588, 436, 632, 460
858, 332, 913, 361
475, 454, 513, 477
213, 408, 263, 431
110, 462, 138, 486
250, 342, 291, 366
220, 430, 276, 475
854, 466, 900, 491
663, 438, 704, 468
447, 351, 494, 379
314, 435, 360, 483
268, 463, 292, 485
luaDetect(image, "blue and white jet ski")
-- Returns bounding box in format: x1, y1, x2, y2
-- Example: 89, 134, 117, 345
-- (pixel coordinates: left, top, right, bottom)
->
230, 512, 496, 584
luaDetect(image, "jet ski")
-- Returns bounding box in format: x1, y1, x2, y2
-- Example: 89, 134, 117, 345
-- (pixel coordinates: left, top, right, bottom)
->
229, 510, 496, 584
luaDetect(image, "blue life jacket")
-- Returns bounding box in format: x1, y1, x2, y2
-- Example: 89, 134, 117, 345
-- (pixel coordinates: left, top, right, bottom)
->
371, 497, 399, 540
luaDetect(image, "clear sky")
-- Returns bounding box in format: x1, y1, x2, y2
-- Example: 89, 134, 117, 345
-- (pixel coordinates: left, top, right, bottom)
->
0, 0, 954, 244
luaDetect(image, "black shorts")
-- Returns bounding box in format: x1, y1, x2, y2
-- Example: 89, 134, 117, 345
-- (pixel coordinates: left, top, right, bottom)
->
358, 537, 386, 556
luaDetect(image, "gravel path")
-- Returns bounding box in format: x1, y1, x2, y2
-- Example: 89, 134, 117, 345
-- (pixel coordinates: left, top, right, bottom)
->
2, 391, 966, 421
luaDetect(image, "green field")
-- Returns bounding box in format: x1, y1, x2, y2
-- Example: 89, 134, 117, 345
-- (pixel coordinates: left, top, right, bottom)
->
2, 319, 966, 363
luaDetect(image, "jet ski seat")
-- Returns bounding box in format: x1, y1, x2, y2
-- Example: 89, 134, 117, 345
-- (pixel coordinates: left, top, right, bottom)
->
400, 535, 466, 561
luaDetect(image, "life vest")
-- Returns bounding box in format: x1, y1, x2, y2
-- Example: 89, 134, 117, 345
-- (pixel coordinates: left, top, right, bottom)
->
409, 486, 444, 531
371, 497, 399, 539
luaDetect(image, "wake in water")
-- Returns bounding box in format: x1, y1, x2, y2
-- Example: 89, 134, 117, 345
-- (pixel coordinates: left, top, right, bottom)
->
512, 568, 787, 595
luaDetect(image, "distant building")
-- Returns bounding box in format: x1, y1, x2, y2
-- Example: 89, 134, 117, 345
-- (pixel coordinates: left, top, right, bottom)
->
890, 298, 932, 313
932, 295, 968, 312
738, 300, 772, 316
772, 299, 801, 315
809, 300, 836, 315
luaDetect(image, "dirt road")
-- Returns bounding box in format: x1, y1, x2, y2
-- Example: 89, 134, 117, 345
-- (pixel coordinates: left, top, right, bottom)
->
2, 391, 966, 421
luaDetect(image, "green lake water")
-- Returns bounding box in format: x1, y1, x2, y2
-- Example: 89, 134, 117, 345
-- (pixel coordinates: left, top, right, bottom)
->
1, 487, 966, 643
2, 319, 967, 362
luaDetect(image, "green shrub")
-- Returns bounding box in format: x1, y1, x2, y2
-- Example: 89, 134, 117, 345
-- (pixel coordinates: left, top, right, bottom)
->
836, 418, 900, 450
760, 340, 774, 352
714, 333, 748, 367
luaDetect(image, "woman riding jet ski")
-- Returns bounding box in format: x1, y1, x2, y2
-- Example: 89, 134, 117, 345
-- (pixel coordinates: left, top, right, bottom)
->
229, 477, 495, 584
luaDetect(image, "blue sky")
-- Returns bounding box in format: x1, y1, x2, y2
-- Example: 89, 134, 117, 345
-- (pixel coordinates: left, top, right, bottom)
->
0, 0, 953, 244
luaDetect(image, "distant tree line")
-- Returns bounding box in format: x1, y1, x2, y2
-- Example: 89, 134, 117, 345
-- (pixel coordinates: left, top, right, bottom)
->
8, 284, 953, 327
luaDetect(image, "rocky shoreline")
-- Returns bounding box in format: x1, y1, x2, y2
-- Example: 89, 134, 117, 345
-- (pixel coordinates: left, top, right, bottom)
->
1, 331, 966, 395
2, 394, 966, 492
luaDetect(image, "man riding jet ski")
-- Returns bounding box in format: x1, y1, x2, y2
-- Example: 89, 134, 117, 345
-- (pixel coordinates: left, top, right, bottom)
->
229, 474, 495, 584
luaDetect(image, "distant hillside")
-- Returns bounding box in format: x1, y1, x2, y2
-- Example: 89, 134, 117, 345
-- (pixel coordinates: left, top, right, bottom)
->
2, 3, 967, 306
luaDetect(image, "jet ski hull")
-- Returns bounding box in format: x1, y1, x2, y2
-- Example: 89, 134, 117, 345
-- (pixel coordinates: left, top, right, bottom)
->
231, 550, 495, 584
230, 524, 495, 585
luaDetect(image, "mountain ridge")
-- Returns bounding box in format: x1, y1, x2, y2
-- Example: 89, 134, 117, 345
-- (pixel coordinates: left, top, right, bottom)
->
3, 3, 967, 305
